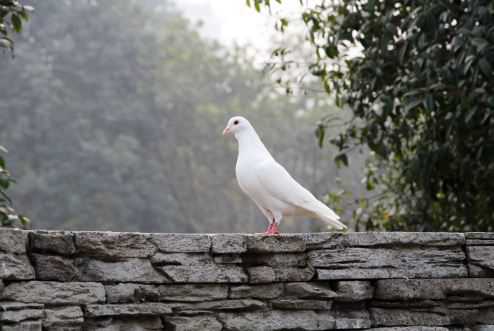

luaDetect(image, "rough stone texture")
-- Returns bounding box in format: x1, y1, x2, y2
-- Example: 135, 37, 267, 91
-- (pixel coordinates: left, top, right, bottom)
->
2, 281, 105, 304
77, 258, 166, 283
150, 252, 213, 265
0, 253, 35, 280
43, 306, 84, 327
159, 264, 247, 283
30, 231, 76, 255
150, 233, 211, 252
243, 253, 307, 267
334, 309, 371, 329
106, 283, 160, 303
311, 247, 467, 279
285, 282, 338, 299
336, 280, 374, 301
0, 308, 44, 323
85, 317, 163, 330
0, 229, 28, 253
174, 299, 266, 312
219, 310, 335, 331
467, 245, 494, 276
247, 265, 315, 283
212, 234, 247, 254
466, 232, 494, 245
230, 284, 284, 299
159, 284, 228, 302
2, 321, 42, 331
165, 315, 223, 331
1, 230, 494, 330
271, 299, 332, 310
245, 235, 306, 252
375, 278, 494, 300
85, 303, 172, 317
370, 307, 451, 326
304, 232, 465, 249
75, 231, 157, 259
32, 254, 79, 281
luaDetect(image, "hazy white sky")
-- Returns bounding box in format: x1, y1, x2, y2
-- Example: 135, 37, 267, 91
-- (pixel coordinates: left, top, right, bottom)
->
174, 0, 293, 50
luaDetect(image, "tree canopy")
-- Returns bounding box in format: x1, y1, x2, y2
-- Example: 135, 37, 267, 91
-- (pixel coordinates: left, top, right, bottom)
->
254, 0, 494, 231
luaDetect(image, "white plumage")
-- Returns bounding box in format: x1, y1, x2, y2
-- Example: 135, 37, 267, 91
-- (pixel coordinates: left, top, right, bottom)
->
223, 116, 347, 235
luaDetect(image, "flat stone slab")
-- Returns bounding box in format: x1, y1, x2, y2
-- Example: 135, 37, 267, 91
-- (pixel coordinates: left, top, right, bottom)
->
0, 229, 28, 253
219, 310, 335, 331
245, 235, 306, 253
0, 253, 35, 280
284, 282, 338, 299
335, 281, 374, 301
32, 254, 79, 281
247, 266, 315, 283
375, 278, 494, 300
30, 231, 76, 255
2, 321, 42, 331
304, 232, 465, 249
158, 284, 228, 302
106, 283, 160, 303
75, 231, 157, 259
43, 306, 84, 327
150, 234, 211, 252
85, 303, 172, 317
466, 233, 494, 245
370, 307, 450, 327
165, 316, 223, 331
212, 234, 247, 254
310, 247, 467, 279
77, 258, 167, 283
174, 299, 266, 312
230, 284, 284, 299
467, 246, 494, 276
2, 281, 105, 304
159, 265, 247, 283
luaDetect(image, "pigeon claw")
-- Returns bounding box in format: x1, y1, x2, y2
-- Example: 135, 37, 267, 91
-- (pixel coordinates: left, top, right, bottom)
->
263, 223, 280, 235
270, 223, 280, 235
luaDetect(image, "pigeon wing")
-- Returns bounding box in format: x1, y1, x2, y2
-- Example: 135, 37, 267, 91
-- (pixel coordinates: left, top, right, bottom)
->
255, 160, 322, 209
255, 159, 346, 230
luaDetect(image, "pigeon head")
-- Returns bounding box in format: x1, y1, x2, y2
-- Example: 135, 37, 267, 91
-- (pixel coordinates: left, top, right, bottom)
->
222, 116, 252, 138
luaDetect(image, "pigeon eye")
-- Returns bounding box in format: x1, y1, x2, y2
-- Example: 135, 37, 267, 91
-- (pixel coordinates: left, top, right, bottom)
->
233, 120, 239, 125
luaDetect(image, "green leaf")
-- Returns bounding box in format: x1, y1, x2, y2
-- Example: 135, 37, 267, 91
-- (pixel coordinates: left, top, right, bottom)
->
315, 125, 325, 148
334, 153, 349, 167
478, 58, 492, 78
254, 0, 261, 12
11, 14, 22, 33
324, 44, 338, 59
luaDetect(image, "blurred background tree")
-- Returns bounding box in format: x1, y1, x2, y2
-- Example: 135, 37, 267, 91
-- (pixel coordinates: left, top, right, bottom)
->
254, 0, 494, 231
0, 0, 364, 232
1, 0, 31, 228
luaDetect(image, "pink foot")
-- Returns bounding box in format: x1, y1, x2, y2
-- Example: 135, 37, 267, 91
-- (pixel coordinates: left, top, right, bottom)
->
264, 223, 273, 235
269, 223, 280, 235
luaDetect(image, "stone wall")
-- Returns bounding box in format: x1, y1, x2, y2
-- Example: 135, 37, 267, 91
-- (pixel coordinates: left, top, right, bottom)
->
0, 229, 493, 330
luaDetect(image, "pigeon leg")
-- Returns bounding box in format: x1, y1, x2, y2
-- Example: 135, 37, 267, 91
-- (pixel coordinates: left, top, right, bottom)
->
268, 211, 282, 235
270, 223, 279, 235
264, 223, 273, 234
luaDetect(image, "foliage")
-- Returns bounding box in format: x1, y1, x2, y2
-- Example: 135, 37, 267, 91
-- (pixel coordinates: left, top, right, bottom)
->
0, 0, 32, 52
0, 0, 353, 233
253, 0, 494, 231
1, 0, 31, 228
0, 147, 30, 227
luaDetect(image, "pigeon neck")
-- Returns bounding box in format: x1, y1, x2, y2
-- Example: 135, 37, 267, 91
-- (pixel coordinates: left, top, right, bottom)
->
236, 128, 273, 160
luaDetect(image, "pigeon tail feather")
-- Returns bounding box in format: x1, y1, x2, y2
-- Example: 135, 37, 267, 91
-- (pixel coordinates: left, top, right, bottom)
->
307, 201, 347, 231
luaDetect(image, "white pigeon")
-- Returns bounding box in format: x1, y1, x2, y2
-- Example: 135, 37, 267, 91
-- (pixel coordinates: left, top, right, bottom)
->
223, 116, 347, 235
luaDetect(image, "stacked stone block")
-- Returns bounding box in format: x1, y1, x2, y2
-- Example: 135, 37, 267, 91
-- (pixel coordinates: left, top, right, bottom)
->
0, 229, 493, 330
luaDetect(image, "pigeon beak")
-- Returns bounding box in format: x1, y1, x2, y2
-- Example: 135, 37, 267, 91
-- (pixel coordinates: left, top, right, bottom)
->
222, 126, 231, 136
